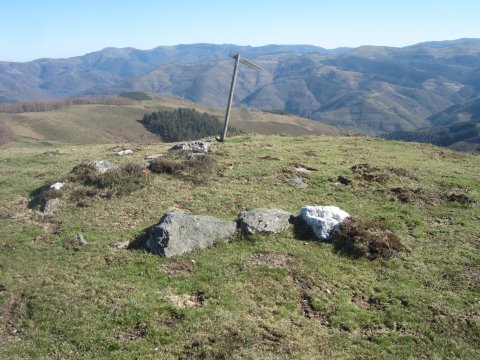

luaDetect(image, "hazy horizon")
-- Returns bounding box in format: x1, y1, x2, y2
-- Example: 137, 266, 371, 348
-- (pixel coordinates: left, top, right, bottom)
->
2, 0, 480, 62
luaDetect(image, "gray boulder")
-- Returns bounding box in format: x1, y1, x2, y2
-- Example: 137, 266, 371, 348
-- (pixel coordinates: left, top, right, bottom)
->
300, 205, 350, 240
42, 198, 62, 216
289, 176, 308, 189
171, 141, 210, 153
238, 208, 293, 235
146, 213, 236, 257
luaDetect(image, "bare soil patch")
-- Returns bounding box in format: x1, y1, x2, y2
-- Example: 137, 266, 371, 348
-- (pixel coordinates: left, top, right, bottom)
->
445, 193, 475, 204
249, 252, 294, 268
158, 260, 197, 276
260, 155, 281, 161
351, 163, 389, 183
115, 322, 148, 341
165, 293, 205, 308
0, 293, 30, 342
464, 266, 480, 288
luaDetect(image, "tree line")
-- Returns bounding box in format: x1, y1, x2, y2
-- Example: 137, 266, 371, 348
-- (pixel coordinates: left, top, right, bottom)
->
0, 97, 135, 114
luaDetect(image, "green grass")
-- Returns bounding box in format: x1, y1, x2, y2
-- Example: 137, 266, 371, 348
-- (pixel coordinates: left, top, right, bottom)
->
0, 135, 479, 359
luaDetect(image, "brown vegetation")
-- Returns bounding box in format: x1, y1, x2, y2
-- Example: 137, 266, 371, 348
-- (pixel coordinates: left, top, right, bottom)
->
0, 97, 134, 114
333, 218, 403, 259
0, 121, 13, 146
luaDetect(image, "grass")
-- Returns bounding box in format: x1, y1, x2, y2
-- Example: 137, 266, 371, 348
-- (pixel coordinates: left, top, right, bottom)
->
0, 135, 479, 359
0, 95, 341, 147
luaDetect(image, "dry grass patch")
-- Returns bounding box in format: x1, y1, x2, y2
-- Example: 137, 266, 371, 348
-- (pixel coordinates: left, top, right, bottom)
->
158, 260, 197, 276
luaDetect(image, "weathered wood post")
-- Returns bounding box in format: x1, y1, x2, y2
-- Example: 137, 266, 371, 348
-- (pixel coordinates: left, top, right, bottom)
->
218, 53, 262, 142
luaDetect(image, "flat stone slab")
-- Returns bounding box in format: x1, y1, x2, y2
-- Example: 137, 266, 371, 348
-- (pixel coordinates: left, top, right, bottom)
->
238, 208, 293, 235
289, 176, 308, 189
171, 141, 210, 153
300, 205, 350, 240
146, 213, 236, 257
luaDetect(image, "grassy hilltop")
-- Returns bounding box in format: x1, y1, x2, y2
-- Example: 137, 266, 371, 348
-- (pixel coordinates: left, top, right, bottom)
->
0, 133, 479, 359
0, 95, 341, 147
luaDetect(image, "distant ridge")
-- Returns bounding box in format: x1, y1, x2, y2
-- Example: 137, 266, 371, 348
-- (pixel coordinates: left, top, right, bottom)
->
1, 40, 480, 137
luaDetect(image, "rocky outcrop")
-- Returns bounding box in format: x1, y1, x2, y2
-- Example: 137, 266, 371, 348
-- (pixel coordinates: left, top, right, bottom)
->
42, 198, 62, 216
146, 213, 236, 257
238, 208, 293, 235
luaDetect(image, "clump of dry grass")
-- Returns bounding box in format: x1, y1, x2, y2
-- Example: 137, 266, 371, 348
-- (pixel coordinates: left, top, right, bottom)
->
333, 217, 403, 259
69, 162, 149, 199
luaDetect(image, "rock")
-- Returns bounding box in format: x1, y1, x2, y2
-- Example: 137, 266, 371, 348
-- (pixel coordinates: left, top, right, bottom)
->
238, 208, 293, 235
289, 176, 308, 189
171, 141, 210, 153
144, 154, 164, 166
114, 149, 133, 156
295, 166, 315, 174
300, 205, 350, 240
146, 213, 236, 257
187, 152, 206, 160
76, 233, 87, 246
42, 198, 62, 215
50, 182, 64, 190
111, 240, 130, 249
89, 160, 117, 174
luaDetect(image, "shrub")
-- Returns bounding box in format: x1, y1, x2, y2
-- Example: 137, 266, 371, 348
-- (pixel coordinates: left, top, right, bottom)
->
70, 162, 148, 198
148, 158, 185, 175
148, 154, 216, 185
333, 218, 402, 259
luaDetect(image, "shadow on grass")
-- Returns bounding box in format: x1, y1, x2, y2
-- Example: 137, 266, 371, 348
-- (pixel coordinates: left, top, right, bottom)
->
28, 184, 55, 210
291, 216, 317, 242
128, 224, 156, 250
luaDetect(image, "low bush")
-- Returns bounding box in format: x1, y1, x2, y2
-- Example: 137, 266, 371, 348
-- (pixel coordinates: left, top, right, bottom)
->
148, 158, 185, 175
148, 154, 216, 185
70, 162, 148, 198
333, 217, 403, 259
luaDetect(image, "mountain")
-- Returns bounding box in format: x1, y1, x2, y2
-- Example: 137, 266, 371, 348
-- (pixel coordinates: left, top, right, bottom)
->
385, 97, 480, 151
2, 40, 480, 135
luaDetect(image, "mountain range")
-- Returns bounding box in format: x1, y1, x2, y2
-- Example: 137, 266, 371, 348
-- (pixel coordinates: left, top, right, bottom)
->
1, 39, 480, 139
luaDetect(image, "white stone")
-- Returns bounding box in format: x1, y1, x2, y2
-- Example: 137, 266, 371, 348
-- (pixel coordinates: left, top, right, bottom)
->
115, 149, 133, 156
300, 205, 350, 240
89, 160, 117, 174
50, 182, 64, 190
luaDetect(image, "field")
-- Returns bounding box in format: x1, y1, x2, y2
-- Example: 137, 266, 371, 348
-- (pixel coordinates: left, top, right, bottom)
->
0, 95, 341, 147
0, 134, 479, 359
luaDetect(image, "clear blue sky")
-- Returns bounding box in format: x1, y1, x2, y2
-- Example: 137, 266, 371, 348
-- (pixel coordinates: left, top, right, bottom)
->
1, 0, 479, 62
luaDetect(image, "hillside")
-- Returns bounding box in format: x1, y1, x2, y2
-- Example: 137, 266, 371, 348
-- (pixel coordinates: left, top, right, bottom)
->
386, 97, 480, 151
0, 95, 342, 146
0, 135, 478, 358
2, 40, 480, 135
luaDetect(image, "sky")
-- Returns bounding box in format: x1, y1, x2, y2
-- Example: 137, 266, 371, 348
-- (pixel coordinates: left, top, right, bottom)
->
1, 0, 479, 62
